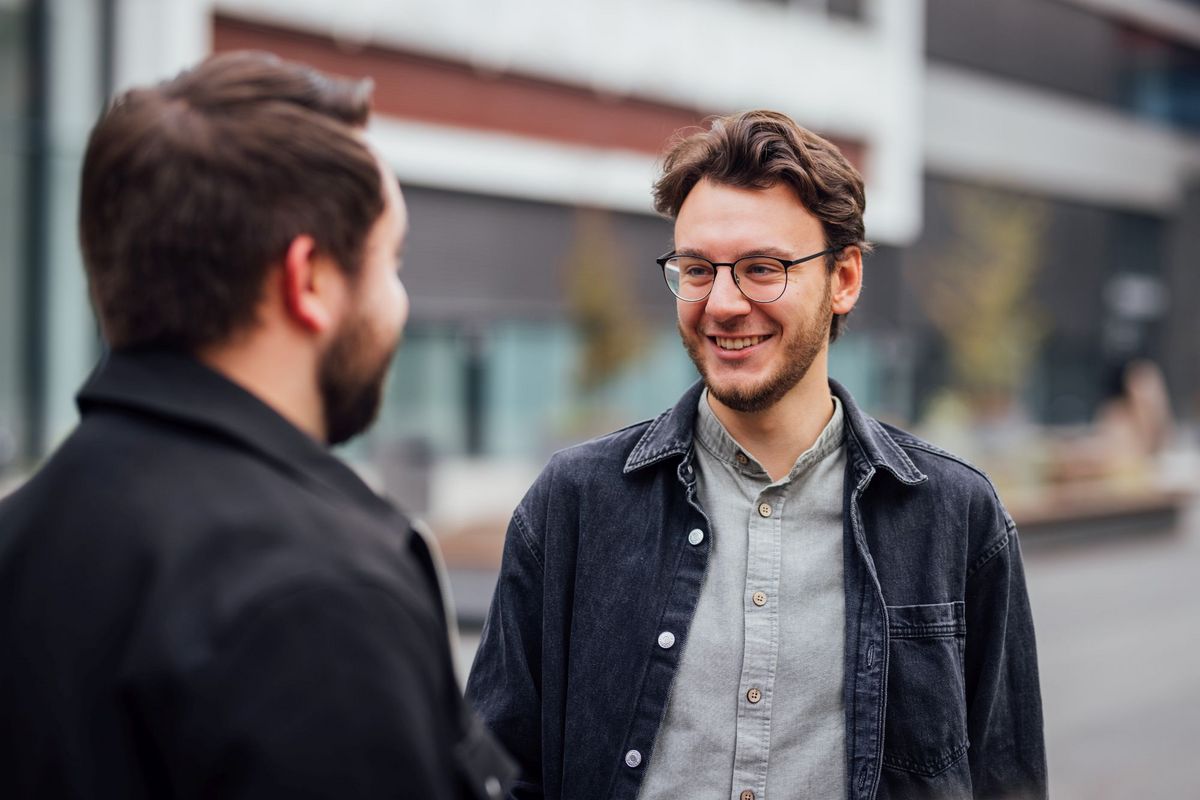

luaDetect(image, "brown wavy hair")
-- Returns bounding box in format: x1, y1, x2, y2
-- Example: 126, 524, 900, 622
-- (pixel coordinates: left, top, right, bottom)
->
80, 51, 383, 350
653, 110, 870, 340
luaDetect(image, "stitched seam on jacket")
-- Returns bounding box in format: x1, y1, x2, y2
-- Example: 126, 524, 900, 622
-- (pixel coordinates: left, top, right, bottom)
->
966, 532, 1010, 579
510, 506, 545, 571
882, 741, 969, 777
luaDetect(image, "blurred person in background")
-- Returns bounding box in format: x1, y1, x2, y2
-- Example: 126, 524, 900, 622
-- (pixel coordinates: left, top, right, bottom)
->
467, 111, 1046, 800
0, 51, 512, 799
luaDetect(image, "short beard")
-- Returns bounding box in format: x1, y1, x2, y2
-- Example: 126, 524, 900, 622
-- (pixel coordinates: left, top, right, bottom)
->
318, 314, 397, 446
681, 278, 832, 414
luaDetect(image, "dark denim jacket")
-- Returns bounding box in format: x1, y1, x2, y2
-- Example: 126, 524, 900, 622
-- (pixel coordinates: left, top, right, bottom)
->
466, 380, 1047, 800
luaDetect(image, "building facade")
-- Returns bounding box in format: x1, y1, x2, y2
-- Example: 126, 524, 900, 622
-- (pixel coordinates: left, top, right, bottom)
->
2, 0, 1198, 516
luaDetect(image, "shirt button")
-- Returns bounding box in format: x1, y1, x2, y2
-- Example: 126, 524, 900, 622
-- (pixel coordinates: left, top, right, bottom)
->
746, 687, 762, 704
752, 591, 767, 607
688, 528, 704, 546
736, 452, 749, 465
758, 502, 772, 518
484, 776, 502, 799
741, 790, 755, 800
657, 631, 675, 649
625, 749, 642, 768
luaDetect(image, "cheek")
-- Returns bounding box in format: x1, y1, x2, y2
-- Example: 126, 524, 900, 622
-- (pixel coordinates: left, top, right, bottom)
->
676, 300, 703, 331
392, 278, 409, 332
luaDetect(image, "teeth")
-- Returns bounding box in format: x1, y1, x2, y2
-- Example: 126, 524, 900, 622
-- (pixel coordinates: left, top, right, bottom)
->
715, 335, 766, 350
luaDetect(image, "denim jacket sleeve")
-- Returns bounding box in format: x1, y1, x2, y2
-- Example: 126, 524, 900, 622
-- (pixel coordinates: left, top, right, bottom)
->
964, 521, 1048, 800
466, 505, 546, 800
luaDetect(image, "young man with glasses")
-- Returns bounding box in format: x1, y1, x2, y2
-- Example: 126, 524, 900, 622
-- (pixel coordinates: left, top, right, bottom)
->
467, 110, 1046, 800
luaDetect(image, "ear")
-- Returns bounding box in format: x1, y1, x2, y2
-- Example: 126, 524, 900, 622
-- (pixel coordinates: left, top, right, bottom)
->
830, 245, 864, 316
280, 235, 347, 334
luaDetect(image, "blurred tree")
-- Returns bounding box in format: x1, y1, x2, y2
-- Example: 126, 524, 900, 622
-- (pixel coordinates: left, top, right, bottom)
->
915, 186, 1049, 406
565, 209, 645, 394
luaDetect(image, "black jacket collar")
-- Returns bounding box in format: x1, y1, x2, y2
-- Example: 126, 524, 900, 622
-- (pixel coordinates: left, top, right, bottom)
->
624, 378, 926, 486
77, 349, 395, 513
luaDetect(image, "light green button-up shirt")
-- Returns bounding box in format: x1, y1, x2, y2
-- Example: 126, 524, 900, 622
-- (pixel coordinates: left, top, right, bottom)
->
638, 390, 847, 800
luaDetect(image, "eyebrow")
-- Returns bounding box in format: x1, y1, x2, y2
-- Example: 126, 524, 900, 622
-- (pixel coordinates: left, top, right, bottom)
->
673, 245, 796, 260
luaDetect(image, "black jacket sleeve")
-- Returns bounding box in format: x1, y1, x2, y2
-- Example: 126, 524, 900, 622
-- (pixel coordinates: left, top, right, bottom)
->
465, 507, 547, 800
964, 526, 1049, 799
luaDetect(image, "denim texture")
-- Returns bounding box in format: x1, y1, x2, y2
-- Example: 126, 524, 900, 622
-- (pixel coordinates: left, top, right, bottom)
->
466, 380, 1047, 800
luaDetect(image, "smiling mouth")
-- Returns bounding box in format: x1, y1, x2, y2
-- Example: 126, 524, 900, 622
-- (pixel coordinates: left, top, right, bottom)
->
712, 335, 771, 351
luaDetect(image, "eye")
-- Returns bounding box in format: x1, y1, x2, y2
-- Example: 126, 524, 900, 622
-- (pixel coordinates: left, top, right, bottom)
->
740, 260, 785, 279
670, 257, 714, 280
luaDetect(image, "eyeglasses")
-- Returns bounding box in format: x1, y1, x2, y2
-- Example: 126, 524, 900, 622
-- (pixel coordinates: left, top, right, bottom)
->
656, 246, 839, 303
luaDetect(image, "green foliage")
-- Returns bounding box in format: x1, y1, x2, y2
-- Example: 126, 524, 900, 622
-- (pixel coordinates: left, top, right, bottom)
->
915, 187, 1048, 400
565, 210, 645, 394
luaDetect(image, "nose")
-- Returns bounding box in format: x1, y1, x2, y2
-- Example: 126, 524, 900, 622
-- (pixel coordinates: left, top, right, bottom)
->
703, 266, 752, 321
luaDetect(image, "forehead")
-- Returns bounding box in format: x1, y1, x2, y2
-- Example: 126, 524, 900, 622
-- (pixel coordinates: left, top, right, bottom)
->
673, 178, 821, 255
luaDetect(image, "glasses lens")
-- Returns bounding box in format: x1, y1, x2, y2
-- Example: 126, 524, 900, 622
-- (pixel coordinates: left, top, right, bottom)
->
734, 257, 787, 302
664, 257, 715, 301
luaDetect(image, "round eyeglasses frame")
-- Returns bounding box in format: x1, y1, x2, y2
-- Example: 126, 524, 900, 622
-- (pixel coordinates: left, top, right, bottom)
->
656, 246, 840, 303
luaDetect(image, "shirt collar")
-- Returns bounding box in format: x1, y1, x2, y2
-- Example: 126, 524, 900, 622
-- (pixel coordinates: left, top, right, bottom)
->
625, 378, 926, 487
694, 388, 844, 482
76, 348, 399, 514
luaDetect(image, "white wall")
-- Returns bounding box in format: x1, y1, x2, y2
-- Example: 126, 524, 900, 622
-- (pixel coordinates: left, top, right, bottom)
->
924, 63, 1200, 213
218, 0, 927, 243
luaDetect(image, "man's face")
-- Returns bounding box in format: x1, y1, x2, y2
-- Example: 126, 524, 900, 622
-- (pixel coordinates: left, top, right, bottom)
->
674, 178, 834, 414
318, 165, 410, 445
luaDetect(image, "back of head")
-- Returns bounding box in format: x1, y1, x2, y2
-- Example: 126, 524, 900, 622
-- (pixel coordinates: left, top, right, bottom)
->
79, 51, 384, 351
653, 110, 869, 340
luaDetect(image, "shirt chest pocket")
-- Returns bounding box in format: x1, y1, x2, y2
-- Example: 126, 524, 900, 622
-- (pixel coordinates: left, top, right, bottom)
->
881, 601, 969, 778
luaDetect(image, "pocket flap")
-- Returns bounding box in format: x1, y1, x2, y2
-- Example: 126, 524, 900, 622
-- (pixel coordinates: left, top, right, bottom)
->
886, 601, 965, 639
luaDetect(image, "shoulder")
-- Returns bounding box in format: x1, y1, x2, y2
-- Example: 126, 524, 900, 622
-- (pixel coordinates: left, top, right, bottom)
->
510, 415, 663, 536
884, 423, 1007, 502
544, 416, 657, 476
875, 421, 1017, 559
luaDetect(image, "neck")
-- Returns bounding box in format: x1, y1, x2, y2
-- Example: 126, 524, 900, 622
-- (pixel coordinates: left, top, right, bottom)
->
196, 331, 326, 444
707, 361, 834, 482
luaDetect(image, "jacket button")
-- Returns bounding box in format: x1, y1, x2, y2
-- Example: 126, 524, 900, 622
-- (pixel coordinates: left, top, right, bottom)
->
688, 528, 704, 546
625, 749, 642, 768
758, 502, 772, 518
746, 687, 762, 704
752, 591, 767, 607
741, 790, 755, 800
657, 631, 675, 649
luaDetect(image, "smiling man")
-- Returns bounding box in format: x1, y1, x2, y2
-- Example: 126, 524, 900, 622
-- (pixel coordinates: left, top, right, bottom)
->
467, 111, 1047, 800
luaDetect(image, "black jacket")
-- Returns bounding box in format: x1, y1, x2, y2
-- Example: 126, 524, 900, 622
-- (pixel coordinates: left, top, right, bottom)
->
467, 380, 1046, 800
0, 350, 512, 799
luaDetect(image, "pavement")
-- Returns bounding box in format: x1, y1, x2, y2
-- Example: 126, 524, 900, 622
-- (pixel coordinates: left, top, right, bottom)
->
454, 499, 1200, 797
1023, 497, 1200, 798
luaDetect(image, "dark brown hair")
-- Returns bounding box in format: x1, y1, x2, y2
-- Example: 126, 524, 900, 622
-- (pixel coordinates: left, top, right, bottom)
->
79, 50, 384, 350
653, 110, 870, 340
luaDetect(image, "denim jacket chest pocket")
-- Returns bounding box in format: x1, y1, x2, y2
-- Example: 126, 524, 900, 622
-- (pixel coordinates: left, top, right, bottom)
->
881, 601, 969, 778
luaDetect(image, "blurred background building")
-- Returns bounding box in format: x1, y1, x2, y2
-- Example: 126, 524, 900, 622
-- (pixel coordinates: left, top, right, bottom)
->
2, 2, 1200, 793
3, 0, 1199, 514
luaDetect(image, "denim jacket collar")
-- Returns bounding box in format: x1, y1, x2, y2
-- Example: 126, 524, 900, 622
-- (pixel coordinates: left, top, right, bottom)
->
624, 378, 927, 488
